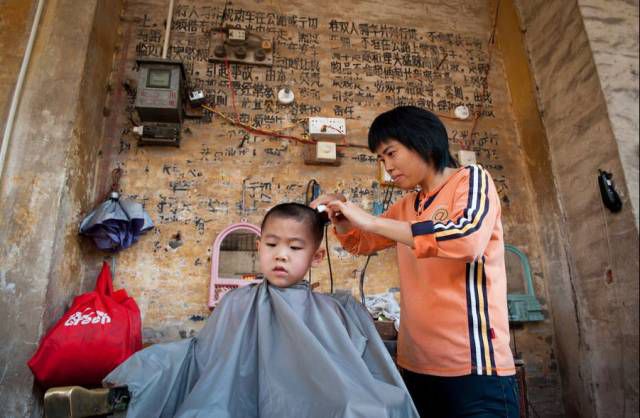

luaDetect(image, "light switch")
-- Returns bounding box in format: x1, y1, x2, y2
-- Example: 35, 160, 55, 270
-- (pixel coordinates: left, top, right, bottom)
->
316, 141, 336, 160
457, 149, 476, 166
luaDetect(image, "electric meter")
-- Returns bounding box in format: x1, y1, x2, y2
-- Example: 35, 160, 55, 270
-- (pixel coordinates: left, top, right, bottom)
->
134, 58, 186, 146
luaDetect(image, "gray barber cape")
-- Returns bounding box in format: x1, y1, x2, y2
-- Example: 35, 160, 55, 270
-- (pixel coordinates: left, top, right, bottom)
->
104, 281, 418, 418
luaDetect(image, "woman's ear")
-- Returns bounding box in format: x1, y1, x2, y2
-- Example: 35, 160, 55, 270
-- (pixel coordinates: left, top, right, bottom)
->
310, 247, 326, 267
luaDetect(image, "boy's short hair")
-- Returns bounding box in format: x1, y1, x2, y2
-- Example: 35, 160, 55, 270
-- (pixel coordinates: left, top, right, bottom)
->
261, 203, 325, 247
368, 106, 458, 173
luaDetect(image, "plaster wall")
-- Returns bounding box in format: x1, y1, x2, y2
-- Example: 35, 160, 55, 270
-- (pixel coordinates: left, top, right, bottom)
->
0, 0, 123, 415
98, 0, 566, 414
494, 1, 576, 415
513, 0, 639, 416
1, 0, 637, 416
578, 0, 639, 228
0, 0, 34, 141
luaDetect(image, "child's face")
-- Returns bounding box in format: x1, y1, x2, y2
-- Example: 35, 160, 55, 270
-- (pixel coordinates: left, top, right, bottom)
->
257, 217, 325, 288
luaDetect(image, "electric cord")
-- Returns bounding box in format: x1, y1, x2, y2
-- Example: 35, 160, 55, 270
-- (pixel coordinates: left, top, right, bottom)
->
304, 179, 319, 205
304, 178, 335, 294
306, 179, 338, 293
208, 1, 314, 147
199, 1, 498, 152
219, 0, 230, 29
202, 104, 368, 150
597, 175, 628, 416
358, 183, 395, 306
325, 226, 334, 294
359, 255, 371, 306
203, 40, 369, 151
305, 179, 320, 285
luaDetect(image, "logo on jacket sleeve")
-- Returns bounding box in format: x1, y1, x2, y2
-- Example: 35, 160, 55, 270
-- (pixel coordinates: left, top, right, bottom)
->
431, 206, 449, 222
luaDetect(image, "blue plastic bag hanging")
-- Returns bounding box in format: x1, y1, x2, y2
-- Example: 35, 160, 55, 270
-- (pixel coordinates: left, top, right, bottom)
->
79, 168, 154, 251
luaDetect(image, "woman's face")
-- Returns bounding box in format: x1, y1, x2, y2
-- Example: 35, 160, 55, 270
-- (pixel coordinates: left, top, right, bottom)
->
375, 139, 430, 190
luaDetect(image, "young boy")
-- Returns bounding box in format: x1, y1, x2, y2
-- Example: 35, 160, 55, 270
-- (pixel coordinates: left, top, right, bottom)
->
105, 203, 418, 418
256, 202, 326, 289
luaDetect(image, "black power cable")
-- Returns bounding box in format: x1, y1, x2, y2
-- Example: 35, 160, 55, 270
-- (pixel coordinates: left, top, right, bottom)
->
219, 0, 230, 29
325, 226, 334, 294
304, 179, 319, 205
358, 184, 395, 306
305, 179, 325, 289
359, 255, 372, 306
304, 178, 335, 294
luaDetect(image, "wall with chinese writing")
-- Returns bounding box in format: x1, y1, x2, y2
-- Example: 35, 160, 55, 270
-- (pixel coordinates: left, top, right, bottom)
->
96, 0, 564, 411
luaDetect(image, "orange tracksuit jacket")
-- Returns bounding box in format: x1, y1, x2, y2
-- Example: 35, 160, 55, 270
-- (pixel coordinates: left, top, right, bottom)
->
336, 164, 515, 376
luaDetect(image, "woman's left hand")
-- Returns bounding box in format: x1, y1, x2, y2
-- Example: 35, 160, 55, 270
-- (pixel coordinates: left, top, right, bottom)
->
326, 200, 377, 232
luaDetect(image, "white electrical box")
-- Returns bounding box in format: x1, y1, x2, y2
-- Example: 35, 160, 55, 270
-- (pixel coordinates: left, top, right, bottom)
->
316, 141, 336, 160
378, 161, 394, 186
303, 141, 340, 166
308, 117, 346, 141
458, 150, 477, 166
228, 29, 246, 41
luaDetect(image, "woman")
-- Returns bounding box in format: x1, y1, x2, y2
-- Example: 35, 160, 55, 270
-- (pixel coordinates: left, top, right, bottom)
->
313, 106, 520, 417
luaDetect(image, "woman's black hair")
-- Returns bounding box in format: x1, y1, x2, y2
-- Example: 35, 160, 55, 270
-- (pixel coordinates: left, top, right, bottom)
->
261, 203, 325, 247
368, 106, 459, 172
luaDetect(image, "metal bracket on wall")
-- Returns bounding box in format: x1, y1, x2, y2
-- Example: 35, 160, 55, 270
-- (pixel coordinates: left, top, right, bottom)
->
506, 244, 544, 323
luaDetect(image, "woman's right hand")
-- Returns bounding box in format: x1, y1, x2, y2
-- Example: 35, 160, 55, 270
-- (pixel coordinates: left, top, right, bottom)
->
310, 193, 346, 208
310, 193, 353, 233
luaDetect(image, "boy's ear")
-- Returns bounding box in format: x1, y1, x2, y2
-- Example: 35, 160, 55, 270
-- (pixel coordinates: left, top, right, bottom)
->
310, 247, 326, 267
255, 238, 261, 251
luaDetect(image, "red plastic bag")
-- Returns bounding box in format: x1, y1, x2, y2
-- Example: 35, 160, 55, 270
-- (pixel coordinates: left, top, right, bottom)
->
28, 261, 142, 388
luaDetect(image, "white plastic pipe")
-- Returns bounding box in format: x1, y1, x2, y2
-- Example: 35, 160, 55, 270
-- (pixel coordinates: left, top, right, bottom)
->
161, 0, 175, 59
0, 0, 46, 185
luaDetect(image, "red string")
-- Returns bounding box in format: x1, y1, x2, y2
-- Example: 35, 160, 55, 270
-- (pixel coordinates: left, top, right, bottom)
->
111, 168, 122, 192
210, 28, 369, 150
224, 57, 240, 125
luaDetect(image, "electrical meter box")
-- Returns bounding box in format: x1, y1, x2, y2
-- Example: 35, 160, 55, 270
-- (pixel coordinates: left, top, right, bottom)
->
134, 58, 186, 146
135, 58, 185, 124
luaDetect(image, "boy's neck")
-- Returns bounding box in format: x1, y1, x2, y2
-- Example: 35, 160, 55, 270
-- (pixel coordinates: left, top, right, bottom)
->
266, 279, 309, 288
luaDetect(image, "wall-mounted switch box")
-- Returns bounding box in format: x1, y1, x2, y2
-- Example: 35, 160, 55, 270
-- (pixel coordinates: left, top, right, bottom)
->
316, 141, 336, 160
458, 150, 477, 166
309, 117, 346, 141
303, 141, 340, 166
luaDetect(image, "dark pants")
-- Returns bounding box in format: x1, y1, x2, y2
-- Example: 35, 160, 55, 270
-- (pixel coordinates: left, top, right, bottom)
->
401, 369, 521, 418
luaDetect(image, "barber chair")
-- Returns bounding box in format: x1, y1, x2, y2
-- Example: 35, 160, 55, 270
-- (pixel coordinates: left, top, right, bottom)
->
43, 385, 129, 418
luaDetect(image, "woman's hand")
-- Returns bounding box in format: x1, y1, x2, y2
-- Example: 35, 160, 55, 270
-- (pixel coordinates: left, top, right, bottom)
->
310, 193, 347, 208
310, 193, 354, 234
325, 200, 376, 233
312, 194, 414, 247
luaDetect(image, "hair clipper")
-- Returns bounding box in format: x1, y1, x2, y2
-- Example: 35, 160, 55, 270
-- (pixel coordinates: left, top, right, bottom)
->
316, 204, 345, 224
316, 204, 331, 224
